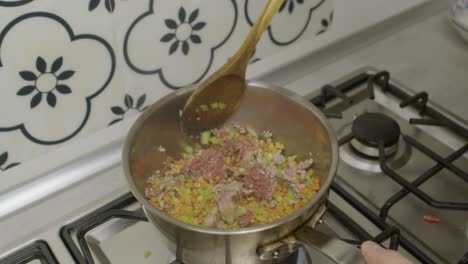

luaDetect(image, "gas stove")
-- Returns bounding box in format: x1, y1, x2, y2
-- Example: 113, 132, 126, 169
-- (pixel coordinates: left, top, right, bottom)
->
306, 68, 468, 264
1, 67, 467, 264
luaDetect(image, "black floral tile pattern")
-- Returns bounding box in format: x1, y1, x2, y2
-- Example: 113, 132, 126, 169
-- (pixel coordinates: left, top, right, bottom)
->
17, 56, 74, 108
0, 0, 34, 7
0, 12, 115, 145
124, 0, 238, 90
279, 0, 304, 14
160, 7, 206, 56
245, 0, 328, 46
317, 11, 333, 35
108, 94, 148, 126
88, 0, 115, 13
0, 0, 333, 169
0, 152, 19, 171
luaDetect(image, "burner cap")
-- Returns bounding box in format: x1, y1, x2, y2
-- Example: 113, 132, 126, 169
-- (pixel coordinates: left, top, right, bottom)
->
352, 112, 400, 147
350, 113, 401, 157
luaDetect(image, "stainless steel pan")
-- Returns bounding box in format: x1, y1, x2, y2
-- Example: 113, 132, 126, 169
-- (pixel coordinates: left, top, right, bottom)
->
123, 81, 364, 263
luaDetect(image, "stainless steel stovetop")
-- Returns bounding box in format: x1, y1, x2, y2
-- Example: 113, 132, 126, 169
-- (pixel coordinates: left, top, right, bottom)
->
1, 67, 467, 264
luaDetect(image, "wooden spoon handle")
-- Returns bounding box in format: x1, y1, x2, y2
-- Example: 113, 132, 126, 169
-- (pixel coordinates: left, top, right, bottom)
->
230, 0, 285, 75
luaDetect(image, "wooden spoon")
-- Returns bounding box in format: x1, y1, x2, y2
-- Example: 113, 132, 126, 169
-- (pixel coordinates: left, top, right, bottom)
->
181, 0, 285, 135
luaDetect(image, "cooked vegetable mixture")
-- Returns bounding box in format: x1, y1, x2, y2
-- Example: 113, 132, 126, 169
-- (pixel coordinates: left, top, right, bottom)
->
145, 125, 320, 229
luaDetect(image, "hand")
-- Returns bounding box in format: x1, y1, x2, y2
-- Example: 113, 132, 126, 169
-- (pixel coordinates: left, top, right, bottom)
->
361, 241, 413, 264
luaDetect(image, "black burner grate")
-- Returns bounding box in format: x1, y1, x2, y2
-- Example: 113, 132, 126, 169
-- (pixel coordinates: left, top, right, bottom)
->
0, 240, 57, 264
312, 70, 468, 264
60, 193, 149, 264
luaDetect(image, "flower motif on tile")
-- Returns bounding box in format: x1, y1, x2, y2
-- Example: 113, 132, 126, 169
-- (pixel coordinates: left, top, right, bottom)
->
245, 0, 329, 46
17, 56, 74, 108
0, 152, 19, 171
124, 0, 237, 89
279, 0, 304, 14
317, 11, 333, 35
108, 94, 148, 126
0, 12, 115, 145
160, 7, 205, 56
249, 48, 260, 64
88, 0, 115, 13
0, 0, 34, 7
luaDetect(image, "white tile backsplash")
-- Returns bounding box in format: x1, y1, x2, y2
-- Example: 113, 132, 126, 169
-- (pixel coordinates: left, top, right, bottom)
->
0, 0, 333, 170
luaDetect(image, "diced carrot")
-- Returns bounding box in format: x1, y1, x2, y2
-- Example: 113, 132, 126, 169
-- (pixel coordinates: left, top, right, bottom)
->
312, 183, 320, 191
200, 180, 208, 188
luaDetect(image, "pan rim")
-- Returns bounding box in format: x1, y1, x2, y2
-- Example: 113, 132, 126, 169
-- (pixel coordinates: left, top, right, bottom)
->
122, 81, 339, 236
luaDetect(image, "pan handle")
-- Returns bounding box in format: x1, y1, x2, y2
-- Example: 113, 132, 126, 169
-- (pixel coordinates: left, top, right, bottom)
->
294, 225, 365, 264
258, 226, 364, 264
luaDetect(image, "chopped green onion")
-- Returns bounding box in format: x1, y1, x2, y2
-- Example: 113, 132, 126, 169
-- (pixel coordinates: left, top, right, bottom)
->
169, 191, 176, 199
200, 105, 209, 111
287, 189, 297, 202
251, 204, 261, 214
235, 206, 247, 218
306, 169, 314, 177
181, 215, 191, 223
144, 250, 152, 258
275, 142, 284, 149
263, 152, 273, 163
179, 187, 191, 200
200, 186, 213, 199
287, 155, 297, 162
274, 193, 283, 202
276, 166, 282, 177
210, 102, 219, 109
306, 191, 317, 200
200, 131, 211, 145
181, 187, 191, 195
210, 137, 219, 144
182, 145, 194, 154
